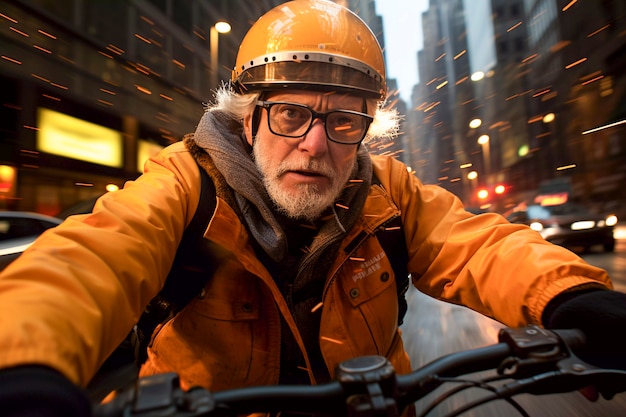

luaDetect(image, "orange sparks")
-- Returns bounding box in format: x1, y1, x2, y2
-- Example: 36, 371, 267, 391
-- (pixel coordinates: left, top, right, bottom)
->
565, 57, 587, 69
2, 56, 21, 64
507, 22, 523, 32
562, 0, 577, 12
311, 302, 323, 313
321, 336, 344, 345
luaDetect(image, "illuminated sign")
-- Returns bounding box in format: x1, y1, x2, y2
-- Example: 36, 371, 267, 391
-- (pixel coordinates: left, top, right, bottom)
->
0, 165, 16, 195
37, 108, 123, 168
534, 192, 569, 206
137, 140, 164, 173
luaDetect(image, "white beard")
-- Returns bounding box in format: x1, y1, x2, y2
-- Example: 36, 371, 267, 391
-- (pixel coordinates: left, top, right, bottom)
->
253, 141, 355, 222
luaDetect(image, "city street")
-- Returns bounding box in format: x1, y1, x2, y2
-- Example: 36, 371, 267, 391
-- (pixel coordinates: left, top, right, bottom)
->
400, 227, 626, 416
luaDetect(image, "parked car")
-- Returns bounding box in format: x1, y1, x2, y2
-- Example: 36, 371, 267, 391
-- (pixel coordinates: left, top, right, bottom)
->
0, 211, 63, 271
505, 202, 617, 252
0, 196, 102, 272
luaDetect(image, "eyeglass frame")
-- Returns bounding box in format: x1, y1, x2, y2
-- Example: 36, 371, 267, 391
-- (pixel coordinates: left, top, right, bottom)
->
255, 100, 374, 145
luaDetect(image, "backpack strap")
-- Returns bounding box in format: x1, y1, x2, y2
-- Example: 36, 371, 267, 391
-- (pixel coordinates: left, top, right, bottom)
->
159, 166, 217, 310
134, 165, 222, 364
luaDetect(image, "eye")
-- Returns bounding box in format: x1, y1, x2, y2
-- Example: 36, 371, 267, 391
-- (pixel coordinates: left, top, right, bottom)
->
270, 104, 312, 134
276, 104, 309, 122
329, 112, 360, 130
336, 114, 357, 126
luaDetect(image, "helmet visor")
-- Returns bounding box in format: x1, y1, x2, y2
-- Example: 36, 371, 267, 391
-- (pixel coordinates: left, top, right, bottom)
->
234, 60, 385, 99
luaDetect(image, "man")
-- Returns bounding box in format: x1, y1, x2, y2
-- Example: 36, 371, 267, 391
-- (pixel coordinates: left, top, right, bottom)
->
0, 1, 624, 415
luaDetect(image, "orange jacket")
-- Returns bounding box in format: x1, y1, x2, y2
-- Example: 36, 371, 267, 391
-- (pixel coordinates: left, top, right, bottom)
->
0, 142, 612, 390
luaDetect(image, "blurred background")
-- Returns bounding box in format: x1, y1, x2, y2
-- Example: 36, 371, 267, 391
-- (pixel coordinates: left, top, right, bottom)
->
1, 0, 625, 219
2, 1, 626, 415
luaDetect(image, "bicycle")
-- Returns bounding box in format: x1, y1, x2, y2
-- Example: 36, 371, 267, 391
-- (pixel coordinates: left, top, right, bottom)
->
93, 325, 626, 417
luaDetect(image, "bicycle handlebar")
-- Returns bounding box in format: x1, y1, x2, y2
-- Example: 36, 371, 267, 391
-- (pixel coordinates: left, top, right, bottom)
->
93, 326, 626, 417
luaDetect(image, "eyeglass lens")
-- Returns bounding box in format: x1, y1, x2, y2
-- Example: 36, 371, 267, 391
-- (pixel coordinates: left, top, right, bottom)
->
266, 102, 370, 144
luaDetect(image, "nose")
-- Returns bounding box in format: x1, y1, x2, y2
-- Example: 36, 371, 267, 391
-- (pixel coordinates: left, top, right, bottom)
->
298, 119, 329, 156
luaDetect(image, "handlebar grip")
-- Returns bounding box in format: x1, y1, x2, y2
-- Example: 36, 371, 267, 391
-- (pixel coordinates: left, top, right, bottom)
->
552, 328, 587, 352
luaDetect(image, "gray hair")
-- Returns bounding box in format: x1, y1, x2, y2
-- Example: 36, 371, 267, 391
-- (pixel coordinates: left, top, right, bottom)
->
206, 86, 401, 143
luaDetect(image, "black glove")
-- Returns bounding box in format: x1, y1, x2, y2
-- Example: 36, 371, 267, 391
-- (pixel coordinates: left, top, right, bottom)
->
543, 288, 626, 370
0, 365, 91, 417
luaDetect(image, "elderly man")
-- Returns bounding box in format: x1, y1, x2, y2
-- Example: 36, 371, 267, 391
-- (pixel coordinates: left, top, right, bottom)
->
0, 1, 624, 416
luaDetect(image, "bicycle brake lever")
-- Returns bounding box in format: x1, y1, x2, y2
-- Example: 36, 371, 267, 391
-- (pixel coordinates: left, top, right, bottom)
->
496, 326, 568, 377
498, 326, 563, 359
493, 358, 626, 398
495, 326, 626, 398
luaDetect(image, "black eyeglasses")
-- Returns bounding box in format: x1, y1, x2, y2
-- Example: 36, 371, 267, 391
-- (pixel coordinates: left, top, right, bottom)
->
256, 101, 373, 145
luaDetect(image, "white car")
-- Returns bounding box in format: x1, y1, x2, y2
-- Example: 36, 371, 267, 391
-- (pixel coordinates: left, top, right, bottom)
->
0, 211, 63, 271
506, 203, 617, 253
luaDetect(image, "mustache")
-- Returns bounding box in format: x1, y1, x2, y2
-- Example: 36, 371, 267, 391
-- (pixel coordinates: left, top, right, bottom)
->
276, 158, 335, 177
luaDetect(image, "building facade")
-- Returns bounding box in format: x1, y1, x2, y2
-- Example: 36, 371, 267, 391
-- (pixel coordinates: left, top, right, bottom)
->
404, 0, 626, 212
1, 0, 285, 213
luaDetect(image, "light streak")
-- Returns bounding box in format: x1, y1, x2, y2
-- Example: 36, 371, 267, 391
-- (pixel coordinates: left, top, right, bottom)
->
562, 0, 577, 12
311, 302, 323, 313
581, 119, 626, 135
321, 336, 344, 345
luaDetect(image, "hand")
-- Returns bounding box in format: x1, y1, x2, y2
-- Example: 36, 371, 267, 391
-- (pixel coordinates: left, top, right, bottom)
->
0, 365, 91, 417
544, 289, 626, 400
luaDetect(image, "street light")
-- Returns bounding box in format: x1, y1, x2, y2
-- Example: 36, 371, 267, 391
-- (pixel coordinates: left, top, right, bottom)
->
210, 21, 231, 89
477, 134, 491, 184
543, 112, 555, 124
469, 118, 482, 129
470, 71, 485, 82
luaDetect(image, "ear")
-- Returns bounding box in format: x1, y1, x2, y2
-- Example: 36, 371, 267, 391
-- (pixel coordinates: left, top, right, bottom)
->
243, 112, 254, 146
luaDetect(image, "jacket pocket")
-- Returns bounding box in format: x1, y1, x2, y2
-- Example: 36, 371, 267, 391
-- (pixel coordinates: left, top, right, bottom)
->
333, 236, 400, 354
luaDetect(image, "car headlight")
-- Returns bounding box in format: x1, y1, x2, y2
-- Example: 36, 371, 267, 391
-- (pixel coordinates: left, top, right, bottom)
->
605, 214, 618, 227
571, 220, 595, 230
530, 221, 544, 232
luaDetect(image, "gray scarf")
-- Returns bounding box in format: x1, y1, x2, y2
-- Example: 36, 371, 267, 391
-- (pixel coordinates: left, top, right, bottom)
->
192, 109, 372, 265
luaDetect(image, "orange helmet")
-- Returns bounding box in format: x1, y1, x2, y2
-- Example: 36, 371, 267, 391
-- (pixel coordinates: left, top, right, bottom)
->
231, 0, 387, 99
